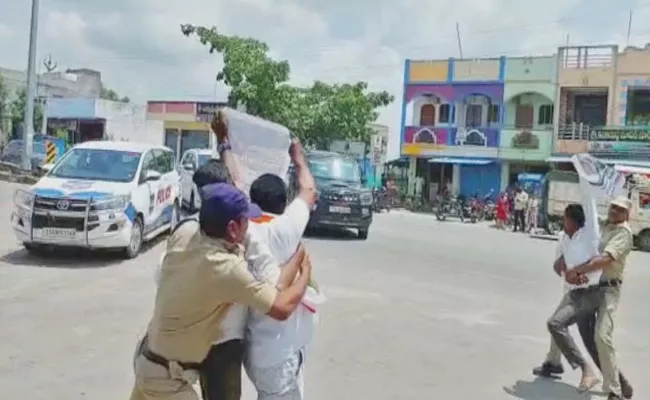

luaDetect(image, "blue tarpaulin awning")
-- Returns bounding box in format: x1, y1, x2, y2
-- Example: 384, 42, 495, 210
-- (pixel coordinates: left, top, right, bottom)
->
427, 157, 493, 165
518, 173, 544, 182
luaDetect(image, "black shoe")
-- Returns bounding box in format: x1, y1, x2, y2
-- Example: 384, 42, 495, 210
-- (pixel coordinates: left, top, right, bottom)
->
608, 394, 624, 400
532, 362, 564, 377
621, 382, 634, 399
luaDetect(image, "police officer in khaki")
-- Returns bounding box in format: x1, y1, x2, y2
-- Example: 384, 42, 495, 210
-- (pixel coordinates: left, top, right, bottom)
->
566, 195, 634, 400
130, 182, 312, 400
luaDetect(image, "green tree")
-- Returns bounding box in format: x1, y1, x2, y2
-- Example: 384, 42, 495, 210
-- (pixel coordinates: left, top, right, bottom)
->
181, 24, 393, 149
100, 85, 130, 103
0, 73, 10, 136
10, 88, 43, 135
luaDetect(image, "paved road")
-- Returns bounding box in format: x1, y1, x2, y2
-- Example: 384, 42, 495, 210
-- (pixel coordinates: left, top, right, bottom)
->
1, 181, 649, 400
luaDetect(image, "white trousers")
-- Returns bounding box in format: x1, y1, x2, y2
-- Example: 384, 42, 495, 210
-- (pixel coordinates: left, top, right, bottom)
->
246, 349, 305, 400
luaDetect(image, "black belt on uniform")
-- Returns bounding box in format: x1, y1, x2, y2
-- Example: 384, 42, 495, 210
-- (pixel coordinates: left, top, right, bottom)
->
599, 279, 622, 288
140, 336, 202, 371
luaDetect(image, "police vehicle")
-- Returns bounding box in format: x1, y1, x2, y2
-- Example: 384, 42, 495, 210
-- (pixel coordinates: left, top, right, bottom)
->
11, 141, 181, 258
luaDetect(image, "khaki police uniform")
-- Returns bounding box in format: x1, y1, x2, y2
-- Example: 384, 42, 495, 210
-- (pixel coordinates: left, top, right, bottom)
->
596, 220, 633, 396
130, 222, 277, 400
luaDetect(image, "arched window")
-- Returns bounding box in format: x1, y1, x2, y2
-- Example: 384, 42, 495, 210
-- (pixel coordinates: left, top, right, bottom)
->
419, 104, 436, 126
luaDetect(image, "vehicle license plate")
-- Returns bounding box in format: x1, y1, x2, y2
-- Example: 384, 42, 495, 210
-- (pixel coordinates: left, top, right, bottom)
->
41, 228, 76, 238
329, 206, 351, 214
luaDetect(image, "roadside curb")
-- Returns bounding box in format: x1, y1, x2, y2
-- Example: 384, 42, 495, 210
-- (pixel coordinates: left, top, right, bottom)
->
0, 172, 39, 185
529, 234, 559, 241
0, 161, 41, 185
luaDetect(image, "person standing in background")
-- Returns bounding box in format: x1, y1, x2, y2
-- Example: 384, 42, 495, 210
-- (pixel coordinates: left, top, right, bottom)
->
414, 175, 424, 200
526, 193, 539, 233
512, 188, 529, 232
495, 192, 509, 230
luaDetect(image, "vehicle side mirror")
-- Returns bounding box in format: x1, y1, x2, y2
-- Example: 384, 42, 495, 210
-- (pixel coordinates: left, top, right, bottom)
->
144, 170, 162, 181
40, 163, 54, 173
182, 162, 195, 171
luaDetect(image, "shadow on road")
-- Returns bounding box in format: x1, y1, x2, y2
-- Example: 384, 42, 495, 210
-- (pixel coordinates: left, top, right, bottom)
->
503, 378, 597, 399
0, 236, 166, 269
304, 227, 361, 241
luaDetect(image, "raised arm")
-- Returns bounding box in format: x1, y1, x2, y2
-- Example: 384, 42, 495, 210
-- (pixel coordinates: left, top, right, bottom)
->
211, 110, 245, 191
290, 139, 317, 209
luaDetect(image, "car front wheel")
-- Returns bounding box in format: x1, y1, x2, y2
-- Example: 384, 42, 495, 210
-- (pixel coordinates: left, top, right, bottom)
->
123, 216, 143, 259
358, 228, 369, 240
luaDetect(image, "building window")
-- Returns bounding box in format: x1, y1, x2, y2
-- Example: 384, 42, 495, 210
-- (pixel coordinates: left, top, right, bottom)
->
515, 105, 534, 129
626, 88, 650, 126
439, 104, 451, 123
538, 104, 554, 125
419, 104, 436, 126
488, 104, 500, 124
465, 104, 483, 127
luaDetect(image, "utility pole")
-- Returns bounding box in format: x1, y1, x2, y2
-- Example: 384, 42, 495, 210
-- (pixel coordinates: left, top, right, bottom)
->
41, 54, 57, 134
626, 9, 633, 48
456, 22, 464, 59
22, 0, 40, 170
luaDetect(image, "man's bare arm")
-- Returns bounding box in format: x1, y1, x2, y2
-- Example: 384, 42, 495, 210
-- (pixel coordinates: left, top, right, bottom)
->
290, 140, 317, 208
553, 255, 567, 277
211, 110, 245, 191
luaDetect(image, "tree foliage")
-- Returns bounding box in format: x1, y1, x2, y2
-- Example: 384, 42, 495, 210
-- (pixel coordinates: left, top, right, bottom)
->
0, 73, 9, 122
9, 88, 43, 135
0, 74, 9, 140
181, 24, 393, 149
100, 85, 130, 103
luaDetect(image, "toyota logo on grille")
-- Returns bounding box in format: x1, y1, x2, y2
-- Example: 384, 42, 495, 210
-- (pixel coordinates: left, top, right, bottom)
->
56, 199, 71, 210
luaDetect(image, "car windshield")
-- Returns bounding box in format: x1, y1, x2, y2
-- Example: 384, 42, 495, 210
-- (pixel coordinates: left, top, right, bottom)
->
49, 148, 142, 183
308, 155, 360, 183
198, 154, 212, 167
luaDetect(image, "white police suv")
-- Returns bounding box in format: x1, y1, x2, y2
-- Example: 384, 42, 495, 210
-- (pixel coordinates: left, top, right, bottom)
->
11, 141, 181, 258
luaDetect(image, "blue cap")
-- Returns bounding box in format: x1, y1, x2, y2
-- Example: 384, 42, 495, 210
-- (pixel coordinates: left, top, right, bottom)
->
199, 183, 261, 228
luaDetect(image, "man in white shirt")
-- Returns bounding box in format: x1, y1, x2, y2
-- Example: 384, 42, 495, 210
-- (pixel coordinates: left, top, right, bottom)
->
414, 175, 424, 198
512, 187, 528, 232
544, 203, 602, 391
532, 226, 632, 398
244, 142, 319, 399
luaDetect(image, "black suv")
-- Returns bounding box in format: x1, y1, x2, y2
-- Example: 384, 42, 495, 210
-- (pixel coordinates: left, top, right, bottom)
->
289, 150, 373, 239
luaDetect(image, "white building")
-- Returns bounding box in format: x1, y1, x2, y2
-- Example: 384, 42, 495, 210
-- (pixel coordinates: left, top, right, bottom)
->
0, 66, 102, 99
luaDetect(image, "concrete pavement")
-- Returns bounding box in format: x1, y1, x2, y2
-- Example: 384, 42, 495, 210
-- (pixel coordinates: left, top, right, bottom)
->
1, 181, 649, 399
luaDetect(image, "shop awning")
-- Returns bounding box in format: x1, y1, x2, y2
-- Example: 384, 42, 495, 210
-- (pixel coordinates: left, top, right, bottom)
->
546, 156, 650, 168
546, 156, 573, 163
601, 159, 650, 168
427, 157, 493, 165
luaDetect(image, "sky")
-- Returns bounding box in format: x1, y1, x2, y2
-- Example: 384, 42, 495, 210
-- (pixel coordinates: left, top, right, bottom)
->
1, 0, 650, 159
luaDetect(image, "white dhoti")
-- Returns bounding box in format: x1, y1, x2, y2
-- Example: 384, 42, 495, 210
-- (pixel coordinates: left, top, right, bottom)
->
246, 349, 305, 400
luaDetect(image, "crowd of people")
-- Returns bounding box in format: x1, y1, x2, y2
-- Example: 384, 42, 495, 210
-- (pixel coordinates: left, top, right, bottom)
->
495, 187, 540, 232
130, 111, 320, 400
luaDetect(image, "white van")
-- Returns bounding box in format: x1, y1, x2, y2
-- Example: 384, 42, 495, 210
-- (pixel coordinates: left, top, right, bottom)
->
11, 141, 181, 258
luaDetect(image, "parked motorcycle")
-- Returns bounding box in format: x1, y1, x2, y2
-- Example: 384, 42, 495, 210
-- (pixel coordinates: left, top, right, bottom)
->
372, 188, 392, 213
436, 195, 466, 221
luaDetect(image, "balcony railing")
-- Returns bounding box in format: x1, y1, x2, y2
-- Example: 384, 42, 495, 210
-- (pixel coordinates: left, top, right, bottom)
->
559, 46, 615, 69
557, 123, 591, 140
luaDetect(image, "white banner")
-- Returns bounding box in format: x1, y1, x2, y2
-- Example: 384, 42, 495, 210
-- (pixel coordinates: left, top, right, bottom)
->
571, 153, 626, 203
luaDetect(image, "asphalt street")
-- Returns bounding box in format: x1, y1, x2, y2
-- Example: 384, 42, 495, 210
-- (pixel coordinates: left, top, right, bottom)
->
1, 181, 649, 400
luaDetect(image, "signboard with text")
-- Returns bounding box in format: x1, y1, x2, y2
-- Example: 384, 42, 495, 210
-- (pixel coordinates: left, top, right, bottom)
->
588, 127, 650, 156
196, 102, 227, 122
